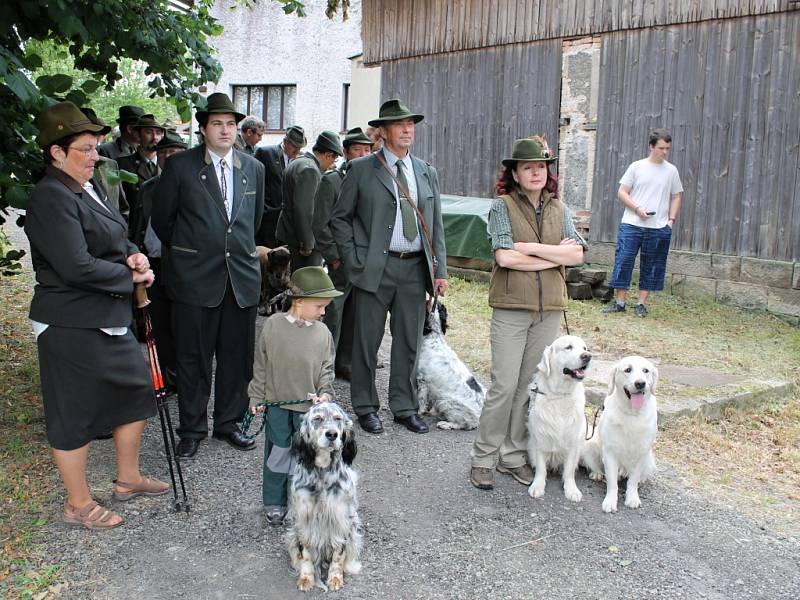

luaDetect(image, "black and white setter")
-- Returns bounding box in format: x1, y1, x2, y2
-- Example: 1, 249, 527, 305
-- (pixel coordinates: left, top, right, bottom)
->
287, 401, 362, 591
417, 302, 485, 430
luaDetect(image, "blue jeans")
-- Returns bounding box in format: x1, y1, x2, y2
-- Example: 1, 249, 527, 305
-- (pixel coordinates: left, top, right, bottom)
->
609, 223, 672, 291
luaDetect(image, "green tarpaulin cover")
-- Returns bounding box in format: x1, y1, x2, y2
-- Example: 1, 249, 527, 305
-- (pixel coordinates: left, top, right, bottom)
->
441, 194, 493, 263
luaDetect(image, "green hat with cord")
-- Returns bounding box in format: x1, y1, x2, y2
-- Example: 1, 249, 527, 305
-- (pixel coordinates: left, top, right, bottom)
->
314, 130, 344, 157
368, 99, 424, 127
156, 130, 187, 151
195, 92, 246, 124
133, 114, 166, 131
35, 101, 106, 148
342, 127, 374, 147
285, 125, 307, 147
286, 266, 343, 299
116, 105, 145, 125
501, 137, 558, 168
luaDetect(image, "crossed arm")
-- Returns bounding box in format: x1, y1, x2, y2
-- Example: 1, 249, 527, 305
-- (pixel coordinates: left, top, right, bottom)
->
495, 238, 584, 271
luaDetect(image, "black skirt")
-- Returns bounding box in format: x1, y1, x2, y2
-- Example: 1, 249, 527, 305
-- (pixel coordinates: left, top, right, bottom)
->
37, 326, 156, 450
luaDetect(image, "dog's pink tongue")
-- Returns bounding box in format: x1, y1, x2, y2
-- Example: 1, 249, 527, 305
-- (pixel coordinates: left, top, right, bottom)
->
630, 392, 646, 410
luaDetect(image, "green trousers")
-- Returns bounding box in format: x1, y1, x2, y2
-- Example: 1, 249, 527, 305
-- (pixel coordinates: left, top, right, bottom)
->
262, 406, 303, 507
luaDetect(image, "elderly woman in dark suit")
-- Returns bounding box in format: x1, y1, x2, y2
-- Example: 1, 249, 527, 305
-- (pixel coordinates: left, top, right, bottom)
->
25, 102, 168, 530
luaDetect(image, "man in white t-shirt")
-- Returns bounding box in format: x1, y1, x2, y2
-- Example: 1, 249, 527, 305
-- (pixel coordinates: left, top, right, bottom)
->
602, 129, 683, 318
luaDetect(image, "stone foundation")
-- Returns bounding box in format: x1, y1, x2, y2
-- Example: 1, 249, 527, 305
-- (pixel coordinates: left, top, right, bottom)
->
588, 241, 800, 325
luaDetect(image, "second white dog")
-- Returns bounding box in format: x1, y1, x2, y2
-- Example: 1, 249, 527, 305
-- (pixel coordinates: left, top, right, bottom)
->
581, 356, 658, 513
527, 335, 592, 502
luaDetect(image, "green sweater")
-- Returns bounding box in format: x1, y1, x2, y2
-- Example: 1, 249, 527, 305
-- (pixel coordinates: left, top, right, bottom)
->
248, 313, 336, 413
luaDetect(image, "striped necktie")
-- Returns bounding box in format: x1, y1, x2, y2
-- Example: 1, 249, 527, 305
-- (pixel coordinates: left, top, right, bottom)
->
220, 158, 230, 218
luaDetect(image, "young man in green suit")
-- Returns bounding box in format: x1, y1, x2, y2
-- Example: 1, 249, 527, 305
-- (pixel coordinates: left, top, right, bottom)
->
152, 93, 265, 458
331, 100, 448, 434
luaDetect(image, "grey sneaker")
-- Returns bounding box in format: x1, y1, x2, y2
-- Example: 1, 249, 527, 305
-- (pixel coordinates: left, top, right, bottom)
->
602, 302, 626, 314
470, 466, 494, 490
264, 505, 287, 525
497, 463, 535, 486
634, 303, 648, 318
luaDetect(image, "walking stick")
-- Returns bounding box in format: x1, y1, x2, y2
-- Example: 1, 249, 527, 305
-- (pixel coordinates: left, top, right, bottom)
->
135, 285, 191, 513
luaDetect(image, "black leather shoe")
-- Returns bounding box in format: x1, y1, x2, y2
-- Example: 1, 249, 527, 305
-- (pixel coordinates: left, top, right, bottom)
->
357, 412, 384, 434
393, 414, 429, 434
213, 430, 256, 451
176, 438, 200, 458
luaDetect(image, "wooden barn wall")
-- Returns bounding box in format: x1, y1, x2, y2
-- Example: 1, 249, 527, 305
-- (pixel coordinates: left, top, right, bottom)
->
380, 40, 562, 199
590, 12, 800, 262
362, 0, 795, 64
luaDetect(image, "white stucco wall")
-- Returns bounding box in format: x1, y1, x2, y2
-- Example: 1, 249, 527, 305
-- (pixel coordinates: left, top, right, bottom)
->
348, 54, 381, 131
208, 0, 363, 147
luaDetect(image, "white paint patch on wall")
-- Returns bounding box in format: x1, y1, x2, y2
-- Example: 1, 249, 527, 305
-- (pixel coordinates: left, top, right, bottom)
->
208, 0, 363, 147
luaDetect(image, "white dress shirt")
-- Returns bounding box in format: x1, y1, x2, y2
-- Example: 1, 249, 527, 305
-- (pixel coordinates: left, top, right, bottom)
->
208, 147, 235, 219
383, 147, 422, 252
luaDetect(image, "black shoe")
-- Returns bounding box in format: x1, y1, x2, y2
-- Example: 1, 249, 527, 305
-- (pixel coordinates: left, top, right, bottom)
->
213, 430, 256, 451
357, 412, 384, 434
176, 438, 200, 458
601, 301, 626, 314
393, 413, 429, 434
634, 303, 648, 318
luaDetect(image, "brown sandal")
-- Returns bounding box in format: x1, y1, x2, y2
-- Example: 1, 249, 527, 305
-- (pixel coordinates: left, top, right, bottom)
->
64, 500, 123, 530
113, 476, 170, 502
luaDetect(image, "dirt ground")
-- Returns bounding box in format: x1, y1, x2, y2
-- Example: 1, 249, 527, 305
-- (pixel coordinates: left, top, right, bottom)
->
38, 351, 799, 600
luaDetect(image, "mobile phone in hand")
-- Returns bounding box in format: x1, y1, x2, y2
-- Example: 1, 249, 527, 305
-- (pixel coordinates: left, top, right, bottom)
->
646, 211, 656, 215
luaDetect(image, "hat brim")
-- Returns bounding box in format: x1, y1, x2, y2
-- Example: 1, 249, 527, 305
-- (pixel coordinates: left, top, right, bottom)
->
343, 136, 374, 147
38, 122, 107, 148
286, 289, 343, 299
502, 155, 558, 168
367, 113, 424, 127
195, 109, 247, 124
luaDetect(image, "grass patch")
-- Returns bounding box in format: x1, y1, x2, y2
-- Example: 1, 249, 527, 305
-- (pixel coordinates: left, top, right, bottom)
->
0, 270, 64, 599
445, 276, 800, 533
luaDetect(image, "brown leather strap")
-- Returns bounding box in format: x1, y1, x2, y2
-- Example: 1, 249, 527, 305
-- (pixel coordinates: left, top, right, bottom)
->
375, 152, 438, 274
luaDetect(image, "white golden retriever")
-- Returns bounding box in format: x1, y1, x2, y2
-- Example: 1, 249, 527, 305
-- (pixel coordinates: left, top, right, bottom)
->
287, 402, 362, 591
527, 335, 592, 502
417, 302, 485, 430
581, 356, 658, 513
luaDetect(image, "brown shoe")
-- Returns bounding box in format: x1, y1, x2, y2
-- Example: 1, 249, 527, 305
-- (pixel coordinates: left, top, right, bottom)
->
64, 500, 123, 530
496, 463, 534, 486
470, 466, 494, 490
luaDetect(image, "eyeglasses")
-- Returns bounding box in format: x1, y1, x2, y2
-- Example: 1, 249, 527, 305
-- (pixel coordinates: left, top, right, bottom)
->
66, 145, 100, 157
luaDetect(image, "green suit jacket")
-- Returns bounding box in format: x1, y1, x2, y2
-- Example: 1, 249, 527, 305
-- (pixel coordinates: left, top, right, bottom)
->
276, 152, 322, 251
331, 150, 447, 294
312, 166, 345, 263
151, 144, 265, 308
118, 151, 160, 240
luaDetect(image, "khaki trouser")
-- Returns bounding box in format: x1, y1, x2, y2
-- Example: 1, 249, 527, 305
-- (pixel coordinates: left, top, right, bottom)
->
470, 308, 561, 469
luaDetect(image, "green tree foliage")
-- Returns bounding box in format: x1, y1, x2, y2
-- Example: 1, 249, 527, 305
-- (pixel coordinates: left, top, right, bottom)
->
0, 0, 345, 275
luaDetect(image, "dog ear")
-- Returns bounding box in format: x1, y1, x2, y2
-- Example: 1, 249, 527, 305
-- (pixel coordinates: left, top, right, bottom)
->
649, 362, 659, 393
608, 360, 620, 397
341, 429, 357, 465
537, 343, 554, 377
438, 303, 448, 335
291, 431, 317, 471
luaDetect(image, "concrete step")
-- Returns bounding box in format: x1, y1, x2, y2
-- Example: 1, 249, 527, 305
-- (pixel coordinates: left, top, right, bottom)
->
583, 358, 793, 424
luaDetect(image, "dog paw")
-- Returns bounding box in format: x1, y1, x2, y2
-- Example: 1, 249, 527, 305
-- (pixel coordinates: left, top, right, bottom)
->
528, 481, 545, 498
564, 485, 582, 503
327, 572, 344, 591
589, 471, 604, 482
297, 574, 315, 592
436, 421, 456, 430
624, 494, 642, 509
602, 497, 618, 513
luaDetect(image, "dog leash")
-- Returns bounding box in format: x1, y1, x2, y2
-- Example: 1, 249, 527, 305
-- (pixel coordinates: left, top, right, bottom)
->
238, 399, 310, 441
584, 405, 604, 440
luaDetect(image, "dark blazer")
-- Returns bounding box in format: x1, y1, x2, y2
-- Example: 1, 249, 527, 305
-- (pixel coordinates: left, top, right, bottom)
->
117, 152, 160, 241
313, 166, 345, 264
331, 150, 448, 294
275, 152, 322, 251
254, 143, 286, 246
25, 166, 138, 328
151, 144, 265, 308
98, 138, 137, 161
131, 175, 159, 252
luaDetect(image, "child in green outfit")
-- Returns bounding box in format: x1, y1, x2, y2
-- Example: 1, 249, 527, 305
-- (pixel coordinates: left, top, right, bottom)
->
248, 266, 343, 525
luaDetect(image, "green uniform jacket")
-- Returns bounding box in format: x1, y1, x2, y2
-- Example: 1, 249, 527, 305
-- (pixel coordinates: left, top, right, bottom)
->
331, 150, 448, 294
275, 152, 322, 251
151, 144, 265, 308
98, 138, 137, 161
312, 166, 345, 263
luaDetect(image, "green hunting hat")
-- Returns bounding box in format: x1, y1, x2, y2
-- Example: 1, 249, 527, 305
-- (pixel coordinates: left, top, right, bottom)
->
287, 266, 343, 299
133, 114, 166, 131
35, 101, 106, 148
342, 127, 374, 147
79, 107, 112, 136
195, 92, 246, 124
314, 130, 343, 156
285, 125, 307, 147
116, 105, 145, 125
156, 130, 187, 151
162, 118, 179, 132
502, 137, 558, 168
368, 99, 424, 127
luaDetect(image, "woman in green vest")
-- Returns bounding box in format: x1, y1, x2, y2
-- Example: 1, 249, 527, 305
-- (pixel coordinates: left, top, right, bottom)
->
470, 137, 586, 491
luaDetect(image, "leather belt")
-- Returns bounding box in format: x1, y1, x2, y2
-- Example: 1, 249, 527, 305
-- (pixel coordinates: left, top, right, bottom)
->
388, 250, 423, 259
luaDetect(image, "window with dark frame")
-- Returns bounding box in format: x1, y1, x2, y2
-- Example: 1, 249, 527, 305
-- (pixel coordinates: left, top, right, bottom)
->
232, 84, 297, 132
341, 83, 350, 133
